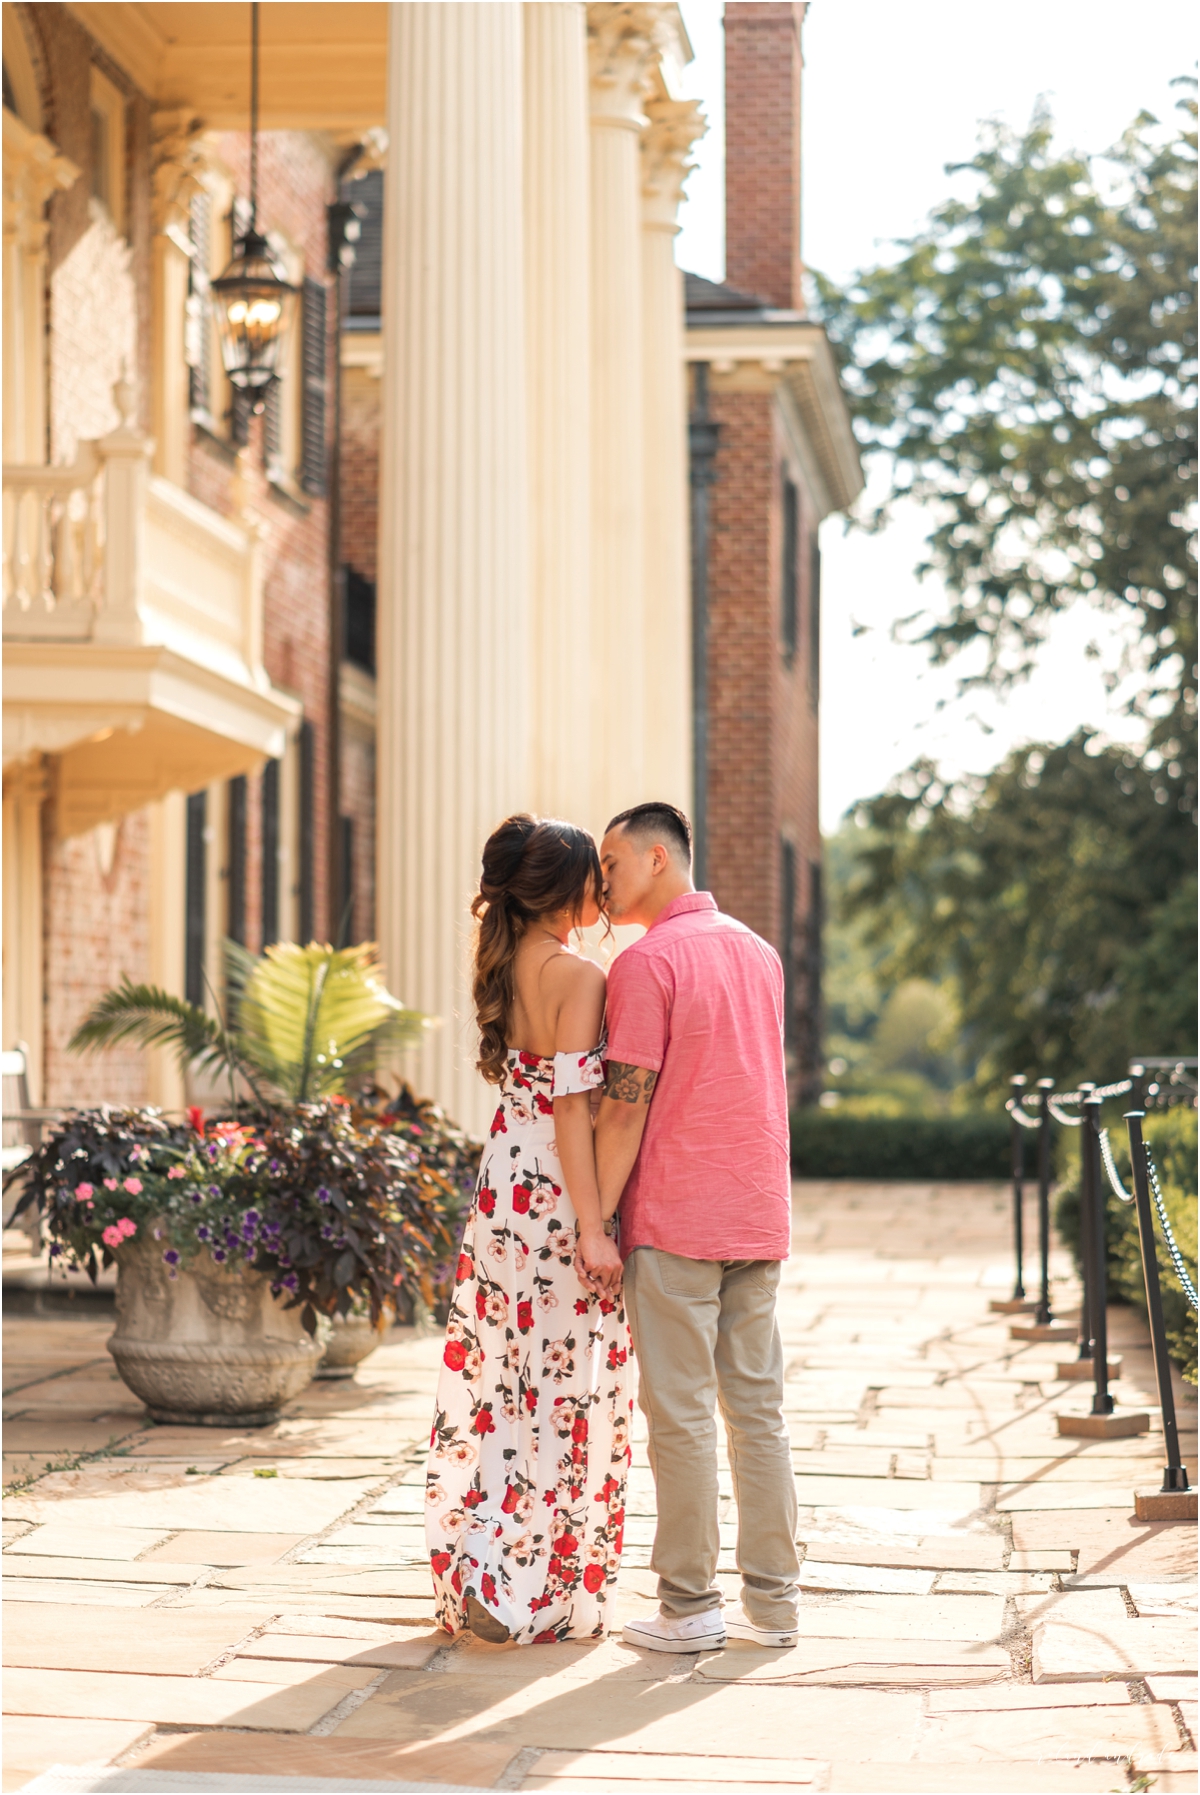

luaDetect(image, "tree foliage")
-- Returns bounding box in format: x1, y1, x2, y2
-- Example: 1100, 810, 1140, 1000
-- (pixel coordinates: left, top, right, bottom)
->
816, 90, 1197, 785
845, 732, 1196, 1093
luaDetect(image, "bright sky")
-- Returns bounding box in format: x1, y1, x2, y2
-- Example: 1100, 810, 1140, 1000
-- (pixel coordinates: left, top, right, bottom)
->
676, 1, 1193, 830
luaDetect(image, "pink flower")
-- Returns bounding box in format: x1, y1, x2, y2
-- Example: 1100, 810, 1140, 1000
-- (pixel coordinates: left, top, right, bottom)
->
103, 1179, 118, 1191
117, 1217, 136, 1238
102, 1225, 124, 1250
75, 1183, 94, 1201
167, 1166, 186, 1181
122, 1177, 143, 1195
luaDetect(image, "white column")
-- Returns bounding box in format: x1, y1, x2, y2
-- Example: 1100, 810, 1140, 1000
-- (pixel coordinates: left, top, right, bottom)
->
1, 758, 47, 1101
150, 112, 204, 487
2, 113, 78, 463
641, 97, 705, 812
586, 4, 660, 830
524, 4, 593, 827
378, 3, 529, 1136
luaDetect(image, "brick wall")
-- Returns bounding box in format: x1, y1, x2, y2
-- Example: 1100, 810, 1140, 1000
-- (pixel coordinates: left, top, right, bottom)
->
724, 2, 806, 311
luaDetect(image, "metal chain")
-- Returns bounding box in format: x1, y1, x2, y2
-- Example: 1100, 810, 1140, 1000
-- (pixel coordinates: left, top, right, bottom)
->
1098, 1128, 1134, 1203
1145, 1141, 1199, 1315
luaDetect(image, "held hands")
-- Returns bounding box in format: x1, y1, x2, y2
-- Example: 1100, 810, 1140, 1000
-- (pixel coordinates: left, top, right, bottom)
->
575, 1225, 623, 1298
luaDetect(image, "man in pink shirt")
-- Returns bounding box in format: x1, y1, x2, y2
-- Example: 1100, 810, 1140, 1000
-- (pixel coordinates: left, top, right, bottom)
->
593, 802, 800, 1655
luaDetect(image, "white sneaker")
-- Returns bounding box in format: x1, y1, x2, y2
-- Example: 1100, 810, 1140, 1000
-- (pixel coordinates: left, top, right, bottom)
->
722, 1600, 798, 1648
622, 1608, 727, 1654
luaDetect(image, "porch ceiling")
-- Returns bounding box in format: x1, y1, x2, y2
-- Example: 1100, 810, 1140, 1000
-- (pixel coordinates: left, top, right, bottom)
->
66, 3, 388, 131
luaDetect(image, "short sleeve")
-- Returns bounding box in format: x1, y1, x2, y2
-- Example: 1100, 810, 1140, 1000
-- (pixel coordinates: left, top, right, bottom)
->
605, 950, 671, 1074
552, 1043, 606, 1098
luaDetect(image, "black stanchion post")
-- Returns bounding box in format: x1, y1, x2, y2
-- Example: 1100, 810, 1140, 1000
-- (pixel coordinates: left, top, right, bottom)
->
1035, 1077, 1055, 1325
1083, 1095, 1112, 1415
1126, 1111, 1190, 1493
1009, 1075, 1027, 1301
1129, 1062, 1147, 1114
1075, 1083, 1096, 1362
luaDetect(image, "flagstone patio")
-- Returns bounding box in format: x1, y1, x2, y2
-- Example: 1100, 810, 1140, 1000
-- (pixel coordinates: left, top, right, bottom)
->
4, 1180, 1196, 1794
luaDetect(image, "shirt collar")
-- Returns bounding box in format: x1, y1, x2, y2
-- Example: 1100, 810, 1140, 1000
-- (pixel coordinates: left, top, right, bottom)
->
650, 891, 718, 930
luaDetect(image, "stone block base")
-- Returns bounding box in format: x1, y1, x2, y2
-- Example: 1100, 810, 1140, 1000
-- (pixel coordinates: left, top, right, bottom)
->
1134, 1487, 1198, 1522
1011, 1321, 1077, 1342
1056, 1356, 1123, 1381
989, 1297, 1039, 1313
1057, 1410, 1150, 1439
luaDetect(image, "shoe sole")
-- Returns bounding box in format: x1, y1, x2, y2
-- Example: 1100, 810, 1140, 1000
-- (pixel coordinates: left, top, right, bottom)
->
622, 1625, 727, 1654
724, 1626, 798, 1648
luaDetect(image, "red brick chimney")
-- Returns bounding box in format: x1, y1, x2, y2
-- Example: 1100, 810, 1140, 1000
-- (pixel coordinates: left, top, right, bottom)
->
723, 2, 806, 310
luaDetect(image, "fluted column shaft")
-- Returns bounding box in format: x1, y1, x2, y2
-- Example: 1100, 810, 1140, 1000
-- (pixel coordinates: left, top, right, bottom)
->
587, 5, 659, 828
641, 98, 704, 811
524, 4, 593, 825
378, 3, 529, 1135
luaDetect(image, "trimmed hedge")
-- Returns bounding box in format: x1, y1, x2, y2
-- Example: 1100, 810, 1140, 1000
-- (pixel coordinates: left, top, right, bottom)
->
1055, 1107, 1197, 1384
789, 1112, 1011, 1181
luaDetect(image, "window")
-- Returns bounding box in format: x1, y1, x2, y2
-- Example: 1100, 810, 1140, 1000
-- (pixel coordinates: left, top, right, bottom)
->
261, 760, 281, 949
781, 475, 799, 661
89, 67, 125, 234
226, 776, 247, 947
185, 791, 207, 1007
344, 566, 376, 673
339, 816, 355, 947
808, 537, 821, 707
300, 278, 328, 495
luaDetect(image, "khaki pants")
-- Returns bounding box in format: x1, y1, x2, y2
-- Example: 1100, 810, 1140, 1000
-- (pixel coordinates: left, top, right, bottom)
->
623, 1247, 799, 1629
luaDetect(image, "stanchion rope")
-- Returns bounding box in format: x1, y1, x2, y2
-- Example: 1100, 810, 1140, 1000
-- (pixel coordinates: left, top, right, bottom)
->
1098, 1128, 1134, 1203
1145, 1140, 1199, 1315
1006, 1099, 1042, 1129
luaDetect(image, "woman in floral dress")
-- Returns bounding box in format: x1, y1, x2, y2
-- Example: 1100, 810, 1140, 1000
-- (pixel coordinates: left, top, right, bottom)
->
427, 815, 631, 1644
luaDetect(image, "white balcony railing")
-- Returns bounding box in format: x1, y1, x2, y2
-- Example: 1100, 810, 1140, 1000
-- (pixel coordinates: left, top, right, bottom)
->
2, 444, 104, 637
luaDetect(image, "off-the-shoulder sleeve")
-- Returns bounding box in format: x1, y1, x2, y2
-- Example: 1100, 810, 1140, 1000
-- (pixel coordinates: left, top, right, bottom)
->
551, 1042, 606, 1099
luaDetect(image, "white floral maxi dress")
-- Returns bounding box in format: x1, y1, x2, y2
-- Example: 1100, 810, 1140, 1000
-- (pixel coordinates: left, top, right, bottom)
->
427, 1045, 631, 1642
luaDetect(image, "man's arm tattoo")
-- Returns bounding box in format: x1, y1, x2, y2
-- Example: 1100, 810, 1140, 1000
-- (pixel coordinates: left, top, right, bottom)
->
604, 1061, 658, 1105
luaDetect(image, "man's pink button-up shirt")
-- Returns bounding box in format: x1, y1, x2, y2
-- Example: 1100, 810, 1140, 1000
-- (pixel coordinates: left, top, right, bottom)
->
604, 891, 792, 1263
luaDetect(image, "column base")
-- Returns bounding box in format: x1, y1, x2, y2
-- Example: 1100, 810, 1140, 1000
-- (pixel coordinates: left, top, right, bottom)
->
1056, 1410, 1150, 1440
1134, 1487, 1197, 1522
989, 1297, 1039, 1314
1055, 1356, 1123, 1381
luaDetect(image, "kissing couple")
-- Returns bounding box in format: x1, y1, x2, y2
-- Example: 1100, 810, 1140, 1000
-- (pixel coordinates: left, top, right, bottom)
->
426, 802, 799, 1653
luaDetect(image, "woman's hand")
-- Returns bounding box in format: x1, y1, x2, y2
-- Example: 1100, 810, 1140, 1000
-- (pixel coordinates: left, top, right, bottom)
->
576, 1225, 622, 1297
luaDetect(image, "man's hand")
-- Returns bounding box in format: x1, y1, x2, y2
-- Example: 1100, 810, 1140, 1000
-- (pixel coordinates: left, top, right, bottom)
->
575, 1226, 623, 1297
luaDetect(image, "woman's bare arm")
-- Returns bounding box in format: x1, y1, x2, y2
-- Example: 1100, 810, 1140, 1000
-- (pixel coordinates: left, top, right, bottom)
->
544, 957, 622, 1294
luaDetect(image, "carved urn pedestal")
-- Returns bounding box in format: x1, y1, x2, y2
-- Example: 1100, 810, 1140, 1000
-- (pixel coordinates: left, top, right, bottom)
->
315, 1309, 389, 1379
107, 1233, 319, 1425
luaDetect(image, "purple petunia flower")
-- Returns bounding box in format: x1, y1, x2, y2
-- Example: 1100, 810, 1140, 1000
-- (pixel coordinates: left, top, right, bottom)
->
163, 1249, 180, 1266
196, 1224, 210, 1241
211, 1248, 227, 1262
208, 1184, 220, 1198
316, 1186, 332, 1203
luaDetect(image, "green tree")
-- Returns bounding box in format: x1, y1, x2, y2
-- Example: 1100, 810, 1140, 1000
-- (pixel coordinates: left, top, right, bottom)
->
845, 732, 1196, 1093
816, 90, 1197, 790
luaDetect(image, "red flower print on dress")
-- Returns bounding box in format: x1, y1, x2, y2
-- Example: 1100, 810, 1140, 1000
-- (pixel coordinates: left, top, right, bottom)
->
444, 1340, 468, 1372
463, 1489, 485, 1508
456, 1253, 473, 1283
574, 1298, 589, 1316
519, 1051, 542, 1068
481, 1572, 498, 1605
571, 1416, 588, 1444
490, 1107, 507, 1136
553, 1531, 578, 1555
583, 1563, 605, 1593
501, 1484, 520, 1514
534, 1092, 553, 1116
517, 1300, 533, 1333
431, 1550, 452, 1576
533, 1627, 559, 1643
478, 1187, 496, 1216
524, 1387, 538, 1412
606, 1343, 627, 1370
475, 1289, 489, 1319
473, 1406, 495, 1435
512, 1185, 531, 1214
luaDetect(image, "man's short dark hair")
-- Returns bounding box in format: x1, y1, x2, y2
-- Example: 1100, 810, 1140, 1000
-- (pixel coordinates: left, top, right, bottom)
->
606, 802, 693, 866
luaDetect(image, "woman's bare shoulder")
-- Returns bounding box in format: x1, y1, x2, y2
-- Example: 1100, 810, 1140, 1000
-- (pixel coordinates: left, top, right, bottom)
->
541, 948, 606, 996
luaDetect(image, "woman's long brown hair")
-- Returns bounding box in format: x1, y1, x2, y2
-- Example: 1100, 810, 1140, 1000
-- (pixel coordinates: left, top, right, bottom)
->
471, 814, 602, 1085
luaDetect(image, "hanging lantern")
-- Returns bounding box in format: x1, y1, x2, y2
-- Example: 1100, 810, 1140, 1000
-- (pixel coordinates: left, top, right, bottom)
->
212, 227, 297, 395
209, 3, 297, 407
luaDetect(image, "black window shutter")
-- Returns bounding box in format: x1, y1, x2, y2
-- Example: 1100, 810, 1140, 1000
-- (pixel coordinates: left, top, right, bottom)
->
262, 378, 282, 467
781, 476, 799, 661
300, 277, 328, 495
185, 791, 207, 1007
188, 191, 212, 416
339, 815, 355, 947
298, 719, 316, 942
226, 776, 247, 946
780, 838, 797, 1046
261, 760, 280, 949
808, 537, 821, 705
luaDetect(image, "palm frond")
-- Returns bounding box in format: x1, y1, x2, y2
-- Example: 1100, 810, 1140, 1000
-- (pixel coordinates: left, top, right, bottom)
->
68, 978, 238, 1081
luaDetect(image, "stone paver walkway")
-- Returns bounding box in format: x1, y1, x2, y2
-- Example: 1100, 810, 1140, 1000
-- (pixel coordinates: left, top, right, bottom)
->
3, 1180, 1196, 1794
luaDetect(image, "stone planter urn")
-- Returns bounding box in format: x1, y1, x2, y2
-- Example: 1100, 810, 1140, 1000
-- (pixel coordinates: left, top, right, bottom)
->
316, 1309, 389, 1380
107, 1231, 320, 1425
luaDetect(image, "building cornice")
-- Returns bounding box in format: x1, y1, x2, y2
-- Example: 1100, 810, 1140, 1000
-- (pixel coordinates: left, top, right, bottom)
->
685, 320, 863, 514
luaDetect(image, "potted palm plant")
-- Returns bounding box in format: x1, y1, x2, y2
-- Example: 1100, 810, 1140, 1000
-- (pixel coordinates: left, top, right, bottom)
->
11, 943, 455, 1424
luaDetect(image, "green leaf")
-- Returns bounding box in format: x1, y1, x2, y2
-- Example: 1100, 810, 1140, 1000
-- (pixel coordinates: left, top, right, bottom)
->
68, 978, 240, 1084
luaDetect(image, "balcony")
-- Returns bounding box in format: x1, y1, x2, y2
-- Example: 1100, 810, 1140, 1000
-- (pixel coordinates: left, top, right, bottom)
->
3, 394, 300, 835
